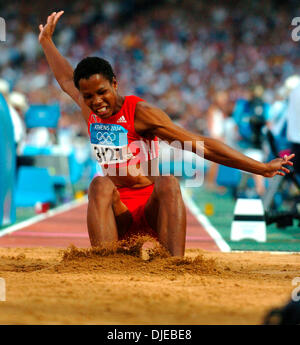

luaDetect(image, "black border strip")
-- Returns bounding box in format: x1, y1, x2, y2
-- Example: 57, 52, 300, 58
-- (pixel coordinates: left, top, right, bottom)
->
234, 215, 265, 221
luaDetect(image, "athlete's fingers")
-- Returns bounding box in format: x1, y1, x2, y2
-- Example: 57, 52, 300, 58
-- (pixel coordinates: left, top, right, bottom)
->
283, 153, 294, 161
50, 12, 57, 24
281, 167, 290, 174
39, 24, 43, 32
54, 11, 64, 20
282, 156, 293, 165
47, 12, 56, 25
281, 166, 290, 174
282, 159, 293, 166
46, 17, 51, 25
53, 10, 64, 26
47, 13, 54, 24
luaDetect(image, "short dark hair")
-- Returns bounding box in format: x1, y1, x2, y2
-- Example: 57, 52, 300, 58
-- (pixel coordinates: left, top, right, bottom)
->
73, 57, 116, 89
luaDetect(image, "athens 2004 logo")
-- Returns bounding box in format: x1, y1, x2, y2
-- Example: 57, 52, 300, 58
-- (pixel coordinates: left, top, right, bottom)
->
96, 132, 117, 145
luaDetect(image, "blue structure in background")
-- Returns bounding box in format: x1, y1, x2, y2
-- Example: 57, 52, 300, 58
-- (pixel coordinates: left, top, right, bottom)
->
0, 93, 16, 226
216, 165, 242, 188
20, 103, 89, 204
25, 103, 60, 128
15, 167, 56, 207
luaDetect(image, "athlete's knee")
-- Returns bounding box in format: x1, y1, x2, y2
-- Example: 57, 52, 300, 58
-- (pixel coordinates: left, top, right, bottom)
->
155, 176, 181, 199
88, 176, 116, 201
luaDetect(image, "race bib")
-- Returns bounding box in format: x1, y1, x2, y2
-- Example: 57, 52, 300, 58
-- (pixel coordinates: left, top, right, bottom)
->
90, 123, 134, 165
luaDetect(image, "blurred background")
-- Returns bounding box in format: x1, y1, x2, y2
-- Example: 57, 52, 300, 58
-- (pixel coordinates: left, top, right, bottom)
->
1, 0, 300, 248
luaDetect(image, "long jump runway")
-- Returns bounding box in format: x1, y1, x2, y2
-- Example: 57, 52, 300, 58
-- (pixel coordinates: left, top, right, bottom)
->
0, 200, 220, 251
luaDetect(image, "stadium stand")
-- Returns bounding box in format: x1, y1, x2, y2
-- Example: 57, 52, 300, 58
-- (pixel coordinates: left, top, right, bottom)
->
0, 0, 299, 215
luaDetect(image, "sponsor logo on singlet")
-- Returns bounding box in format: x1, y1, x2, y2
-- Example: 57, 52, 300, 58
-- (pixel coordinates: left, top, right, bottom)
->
90, 123, 133, 165
116, 115, 127, 123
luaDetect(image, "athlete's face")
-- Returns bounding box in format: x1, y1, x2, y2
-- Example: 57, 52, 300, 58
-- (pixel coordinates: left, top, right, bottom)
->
79, 74, 118, 119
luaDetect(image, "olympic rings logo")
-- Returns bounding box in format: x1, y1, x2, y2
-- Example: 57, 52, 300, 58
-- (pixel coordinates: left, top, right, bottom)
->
96, 132, 116, 145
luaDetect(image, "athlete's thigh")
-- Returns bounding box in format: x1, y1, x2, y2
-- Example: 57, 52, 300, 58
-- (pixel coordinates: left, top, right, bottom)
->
112, 189, 133, 238
144, 192, 159, 232
144, 176, 182, 232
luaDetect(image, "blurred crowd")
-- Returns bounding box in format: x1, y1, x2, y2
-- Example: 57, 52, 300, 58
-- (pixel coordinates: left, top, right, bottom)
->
1, 0, 300, 193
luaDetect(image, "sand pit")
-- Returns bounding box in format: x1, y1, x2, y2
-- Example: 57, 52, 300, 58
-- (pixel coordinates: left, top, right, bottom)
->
0, 236, 299, 325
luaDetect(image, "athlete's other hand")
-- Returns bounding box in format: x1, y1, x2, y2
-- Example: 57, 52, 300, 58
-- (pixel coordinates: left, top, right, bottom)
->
39, 11, 64, 43
263, 153, 295, 178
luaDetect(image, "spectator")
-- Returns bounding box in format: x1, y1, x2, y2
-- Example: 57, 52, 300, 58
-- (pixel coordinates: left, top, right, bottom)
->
206, 90, 229, 188
8, 91, 28, 155
0, 79, 26, 154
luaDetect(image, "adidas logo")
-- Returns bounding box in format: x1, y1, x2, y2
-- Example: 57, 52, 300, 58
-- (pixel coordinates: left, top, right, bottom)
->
117, 115, 127, 123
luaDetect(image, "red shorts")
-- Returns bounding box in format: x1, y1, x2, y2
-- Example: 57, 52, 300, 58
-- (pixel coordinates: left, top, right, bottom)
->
117, 184, 157, 239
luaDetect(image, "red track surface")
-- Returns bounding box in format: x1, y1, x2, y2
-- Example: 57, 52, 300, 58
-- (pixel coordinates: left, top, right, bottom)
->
0, 203, 220, 251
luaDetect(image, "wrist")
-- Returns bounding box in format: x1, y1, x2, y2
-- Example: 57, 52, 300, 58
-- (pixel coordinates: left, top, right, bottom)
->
39, 36, 53, 45
260, 162, 268, 176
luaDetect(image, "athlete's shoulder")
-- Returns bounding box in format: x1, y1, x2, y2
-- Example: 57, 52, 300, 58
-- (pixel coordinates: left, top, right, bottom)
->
135, 100, 158, 113
134, 100, 169, 134
126, 94, 145, 104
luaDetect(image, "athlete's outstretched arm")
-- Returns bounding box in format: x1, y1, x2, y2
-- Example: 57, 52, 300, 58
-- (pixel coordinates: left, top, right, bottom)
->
38, 11, 90, 122
134, 102, 294, 178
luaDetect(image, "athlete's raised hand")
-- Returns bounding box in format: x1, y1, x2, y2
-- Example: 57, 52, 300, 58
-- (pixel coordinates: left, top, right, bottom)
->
263, 153, 295, 178
39, 11, 64, 43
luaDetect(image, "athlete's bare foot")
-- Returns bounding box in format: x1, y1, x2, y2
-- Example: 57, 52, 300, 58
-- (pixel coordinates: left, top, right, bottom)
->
140, 240, 160, 261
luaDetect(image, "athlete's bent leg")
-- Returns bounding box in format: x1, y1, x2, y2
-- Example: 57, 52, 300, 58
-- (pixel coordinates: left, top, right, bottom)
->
145, 176, 186, 256
87, 176, 130, 246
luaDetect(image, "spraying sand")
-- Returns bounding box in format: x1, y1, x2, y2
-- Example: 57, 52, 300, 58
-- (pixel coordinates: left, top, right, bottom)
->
0, 235, 299, 325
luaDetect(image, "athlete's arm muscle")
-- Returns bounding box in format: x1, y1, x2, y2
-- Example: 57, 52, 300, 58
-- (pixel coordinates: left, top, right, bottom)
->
134, 102, 294, 178
38, 11, 90, 124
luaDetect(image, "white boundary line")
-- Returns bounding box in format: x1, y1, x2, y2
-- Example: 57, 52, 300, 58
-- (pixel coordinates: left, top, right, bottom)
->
232, 250, 300, 255
181, 186, 300, 255
0, 196, 88, 238
181, 185, 231, 252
